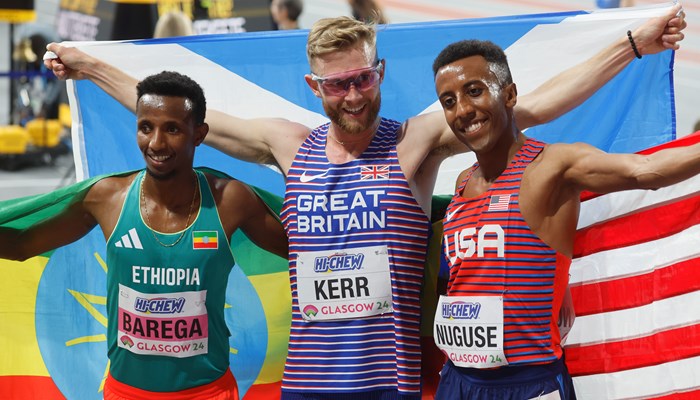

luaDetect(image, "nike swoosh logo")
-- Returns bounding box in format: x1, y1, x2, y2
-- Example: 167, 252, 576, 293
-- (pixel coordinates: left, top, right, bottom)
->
299, 170, 328, 183
445, 204, 465, 222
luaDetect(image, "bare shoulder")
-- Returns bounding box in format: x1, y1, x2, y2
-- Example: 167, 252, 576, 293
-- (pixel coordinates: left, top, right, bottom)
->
203, 173, 257, 208
402, 112, 445, 142
85, 173, 136, 208
268, 118, 311, 145
538, 142, 598, 163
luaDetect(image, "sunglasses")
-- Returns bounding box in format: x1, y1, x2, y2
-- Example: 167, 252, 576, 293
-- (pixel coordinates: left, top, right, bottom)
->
311, 60, 384, 97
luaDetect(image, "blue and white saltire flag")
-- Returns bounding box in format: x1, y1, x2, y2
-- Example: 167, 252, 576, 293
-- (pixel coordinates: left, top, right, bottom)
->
25, 3, 690, 400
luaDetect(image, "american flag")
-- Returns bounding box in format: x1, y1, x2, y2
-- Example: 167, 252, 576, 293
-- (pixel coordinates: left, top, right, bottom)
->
488, 194, 511, 212
565, 132, 700, 399
360, 165, 390, 180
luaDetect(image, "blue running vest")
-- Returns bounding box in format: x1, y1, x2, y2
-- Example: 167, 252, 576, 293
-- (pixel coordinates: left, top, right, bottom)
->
281, 118, 430, 398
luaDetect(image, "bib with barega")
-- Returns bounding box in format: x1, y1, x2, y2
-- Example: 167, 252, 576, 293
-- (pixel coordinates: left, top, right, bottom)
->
433, 295, 508, 368
296, 245, 393, 321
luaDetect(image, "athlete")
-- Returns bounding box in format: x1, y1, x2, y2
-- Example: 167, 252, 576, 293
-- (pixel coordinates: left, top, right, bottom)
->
432, 39, 700, 399
0, 71, 288, 400
43, 8, 686, 399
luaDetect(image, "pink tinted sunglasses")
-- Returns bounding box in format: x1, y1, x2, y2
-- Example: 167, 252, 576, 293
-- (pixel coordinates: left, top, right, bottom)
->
311, 60, 384, 96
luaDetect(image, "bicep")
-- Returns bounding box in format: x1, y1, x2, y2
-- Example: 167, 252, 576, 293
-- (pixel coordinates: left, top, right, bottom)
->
563, 145, 642, 194
238, 190, 288, 259
204, 110, 307, 172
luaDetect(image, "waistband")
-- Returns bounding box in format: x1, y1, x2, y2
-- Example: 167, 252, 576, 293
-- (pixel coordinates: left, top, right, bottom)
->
445, 357, 567, 386
104, 369, 238, 400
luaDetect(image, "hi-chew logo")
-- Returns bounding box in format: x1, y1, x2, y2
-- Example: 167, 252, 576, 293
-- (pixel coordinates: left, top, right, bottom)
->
134, 297, 186, 314
314, 252, 364, 273
442, 301, 481, 319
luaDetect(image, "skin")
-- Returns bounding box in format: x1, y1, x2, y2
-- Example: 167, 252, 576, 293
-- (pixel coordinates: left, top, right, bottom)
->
435, 55, 700, 258
43, 5, 687, 219
0, 94, 288, 261
270, 0, 299, 30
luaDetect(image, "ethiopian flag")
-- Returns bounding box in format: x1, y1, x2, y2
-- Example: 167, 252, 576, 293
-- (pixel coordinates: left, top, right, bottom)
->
193, 231, 218, 249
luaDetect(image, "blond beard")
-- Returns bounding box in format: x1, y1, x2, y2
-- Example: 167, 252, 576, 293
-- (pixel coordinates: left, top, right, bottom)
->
324, 93, 382, 135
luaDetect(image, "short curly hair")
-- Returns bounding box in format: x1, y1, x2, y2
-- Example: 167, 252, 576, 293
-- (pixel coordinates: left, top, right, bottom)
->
136, 71, 206, 125
433, 40, 512, 87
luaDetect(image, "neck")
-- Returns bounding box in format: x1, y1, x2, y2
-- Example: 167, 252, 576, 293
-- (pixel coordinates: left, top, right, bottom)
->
329, 118, 380, 148
475, 129, 526, 182
143, 169, 197, 208
279, 20, 298, 30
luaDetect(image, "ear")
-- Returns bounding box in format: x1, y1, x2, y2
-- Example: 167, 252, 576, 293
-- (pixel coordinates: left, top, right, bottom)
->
304, 74, 322, 98
194, 122, 209, 146
504, 82, 517, 109
378, 59, 386, 84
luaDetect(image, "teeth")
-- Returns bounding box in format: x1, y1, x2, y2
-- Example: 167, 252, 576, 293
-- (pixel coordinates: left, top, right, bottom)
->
465, 121, 483, 134
345, 105, 364, 114
151, 154, 170, 162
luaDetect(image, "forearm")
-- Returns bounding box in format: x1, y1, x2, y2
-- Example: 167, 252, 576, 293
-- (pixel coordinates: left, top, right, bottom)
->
515, 34, 634, 129
637, 143, 700, 189
0, 227, 53, 261
80, 56, 139, 113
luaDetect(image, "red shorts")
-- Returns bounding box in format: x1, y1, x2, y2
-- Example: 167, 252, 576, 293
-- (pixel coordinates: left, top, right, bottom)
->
104, 369, 239, 400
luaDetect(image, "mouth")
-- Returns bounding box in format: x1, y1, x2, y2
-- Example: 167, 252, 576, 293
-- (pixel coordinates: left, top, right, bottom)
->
148, 153, 172, 164
343, 104, 366, 116
462, 119, 485, 135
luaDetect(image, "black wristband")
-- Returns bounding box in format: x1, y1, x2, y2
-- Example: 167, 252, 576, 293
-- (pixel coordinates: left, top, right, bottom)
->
627, 30, 642, 59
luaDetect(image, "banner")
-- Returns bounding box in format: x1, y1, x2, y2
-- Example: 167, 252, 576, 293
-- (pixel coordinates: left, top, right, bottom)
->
1, 4, 688, 399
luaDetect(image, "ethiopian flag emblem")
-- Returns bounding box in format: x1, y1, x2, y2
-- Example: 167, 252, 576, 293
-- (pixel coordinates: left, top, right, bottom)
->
193, 231, 218, 249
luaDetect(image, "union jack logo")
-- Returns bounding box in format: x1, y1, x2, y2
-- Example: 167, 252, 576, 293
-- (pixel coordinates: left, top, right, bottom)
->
360, 165, 390, 180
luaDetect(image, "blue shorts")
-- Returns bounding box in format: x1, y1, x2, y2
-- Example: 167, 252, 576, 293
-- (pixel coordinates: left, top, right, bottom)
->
435, 358, 576, 400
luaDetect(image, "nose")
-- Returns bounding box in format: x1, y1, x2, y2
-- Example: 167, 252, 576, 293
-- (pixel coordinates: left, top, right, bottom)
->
149, 128, 167, 151
455, 95, 476, 119
344, 83, 363, 102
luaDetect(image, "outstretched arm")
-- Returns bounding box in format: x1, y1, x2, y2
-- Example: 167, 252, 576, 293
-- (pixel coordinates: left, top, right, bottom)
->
44, 44, 309, 174
514, 4, 686, 129
560, 138, 700, 194
0, 199, 98, 262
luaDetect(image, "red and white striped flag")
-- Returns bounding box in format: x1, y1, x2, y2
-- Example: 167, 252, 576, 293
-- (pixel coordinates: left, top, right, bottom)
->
566, 132, 700, 399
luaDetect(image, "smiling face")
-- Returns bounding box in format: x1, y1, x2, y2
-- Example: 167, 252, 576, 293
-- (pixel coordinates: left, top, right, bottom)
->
136, 94, 207, 180
306, 43, 383, 137
435, 55, 517, 155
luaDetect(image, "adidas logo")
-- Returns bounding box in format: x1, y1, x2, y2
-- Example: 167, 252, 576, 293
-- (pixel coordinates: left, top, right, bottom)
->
115, 228, 143, 249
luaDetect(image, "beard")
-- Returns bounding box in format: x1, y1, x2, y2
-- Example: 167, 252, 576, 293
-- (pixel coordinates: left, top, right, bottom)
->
324, 92, 381, 135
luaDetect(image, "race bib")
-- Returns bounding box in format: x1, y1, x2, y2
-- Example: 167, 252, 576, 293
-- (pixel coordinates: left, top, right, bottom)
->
433, 295, 508, 368
117, 284, 208, 358
296, 245, 392, 321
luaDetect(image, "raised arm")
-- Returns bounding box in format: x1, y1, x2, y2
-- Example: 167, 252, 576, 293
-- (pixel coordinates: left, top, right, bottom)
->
45, 43, 139, 114
44, 44, 310, 174
514, 4, 686, 129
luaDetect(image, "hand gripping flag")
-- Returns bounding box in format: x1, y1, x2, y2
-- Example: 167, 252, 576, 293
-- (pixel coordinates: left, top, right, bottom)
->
0, 4, 685, 399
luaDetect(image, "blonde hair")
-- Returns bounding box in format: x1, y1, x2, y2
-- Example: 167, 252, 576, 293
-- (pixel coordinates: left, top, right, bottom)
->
306, 16, 377, 68
154, 11, 194, 38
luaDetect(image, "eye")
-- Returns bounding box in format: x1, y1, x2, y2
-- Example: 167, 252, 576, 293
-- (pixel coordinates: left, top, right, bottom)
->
467, 87, 484, 97
356, 72, 371, 84
139, 123, 152, 134
441, 97, 456, 109
336, 77, 354, 90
